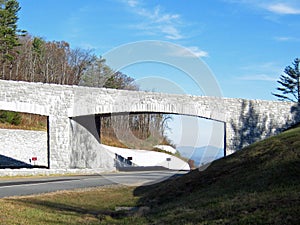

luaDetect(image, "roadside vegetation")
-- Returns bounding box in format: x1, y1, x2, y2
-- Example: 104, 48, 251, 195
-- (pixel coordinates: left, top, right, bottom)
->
100, 113, 175, 150
1, 124, 299, 224
0, 111, 47, 131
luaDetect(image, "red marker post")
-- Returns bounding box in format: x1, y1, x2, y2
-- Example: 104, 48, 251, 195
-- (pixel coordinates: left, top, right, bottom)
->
32, 157, 37, 166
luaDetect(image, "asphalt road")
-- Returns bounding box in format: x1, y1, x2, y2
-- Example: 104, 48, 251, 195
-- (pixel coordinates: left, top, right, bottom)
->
0, 170, 188, 198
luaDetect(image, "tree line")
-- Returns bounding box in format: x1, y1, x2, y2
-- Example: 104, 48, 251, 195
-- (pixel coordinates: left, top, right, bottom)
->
2, 33, 139, 89
0, 0, 136, 88
100, 113, 174, 150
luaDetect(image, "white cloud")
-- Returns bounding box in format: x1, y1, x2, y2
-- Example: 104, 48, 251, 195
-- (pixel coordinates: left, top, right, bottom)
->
126, 0, 139, 7
122, 1, 184, 40
265, 3, 300, 15
166, 45, 208, 58
274, 36, 292, 41
274, 36, 299, 42
241, 62, 282, 72
162, 25, 183, 40
186, 46, 209, 58
237, 62, 283, 81
224, 0, 300, 15
238, 74, 277, 81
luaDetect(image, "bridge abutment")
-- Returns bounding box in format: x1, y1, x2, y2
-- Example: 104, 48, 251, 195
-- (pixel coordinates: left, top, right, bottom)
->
69, 115, 114, 170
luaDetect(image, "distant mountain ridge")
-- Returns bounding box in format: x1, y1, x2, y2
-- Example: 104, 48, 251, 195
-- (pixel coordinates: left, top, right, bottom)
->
177, 145, 224, 166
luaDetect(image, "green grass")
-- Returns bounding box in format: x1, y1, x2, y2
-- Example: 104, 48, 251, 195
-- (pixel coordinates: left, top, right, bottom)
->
134, 126, 300, 224
0, 186, 145, 225
0, 126, 300, 224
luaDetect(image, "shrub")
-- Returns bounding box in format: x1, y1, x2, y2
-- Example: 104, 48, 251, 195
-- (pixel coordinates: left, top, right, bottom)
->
0, 110, 22, 125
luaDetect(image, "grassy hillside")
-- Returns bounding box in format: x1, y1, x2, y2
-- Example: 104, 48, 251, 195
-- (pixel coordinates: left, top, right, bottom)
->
0, 126, 299, 224
134, 126, 300, 224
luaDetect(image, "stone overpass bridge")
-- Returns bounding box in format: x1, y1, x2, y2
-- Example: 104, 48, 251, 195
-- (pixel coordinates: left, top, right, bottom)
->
0, 80, 299, 170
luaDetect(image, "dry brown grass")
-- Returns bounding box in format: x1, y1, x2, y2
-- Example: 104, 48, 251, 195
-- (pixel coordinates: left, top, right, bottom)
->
0, 112, 47, 131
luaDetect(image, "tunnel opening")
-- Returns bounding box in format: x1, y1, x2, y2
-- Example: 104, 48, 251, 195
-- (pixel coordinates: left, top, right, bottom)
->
0, 110, 49, 169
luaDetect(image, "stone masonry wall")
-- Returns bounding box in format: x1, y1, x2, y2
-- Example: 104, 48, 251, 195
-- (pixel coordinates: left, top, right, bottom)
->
0, 80, 299, 170
0, 129, 47, 167
0, 80, 74, 169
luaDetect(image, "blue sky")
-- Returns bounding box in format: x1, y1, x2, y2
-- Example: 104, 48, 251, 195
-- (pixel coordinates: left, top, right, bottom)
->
16, 0, 300, 150
17, 0, 300, 100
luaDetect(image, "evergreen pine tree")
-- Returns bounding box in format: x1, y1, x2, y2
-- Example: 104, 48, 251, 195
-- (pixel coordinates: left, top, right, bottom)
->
0, 0, 25, 79
272, 58, 300, 103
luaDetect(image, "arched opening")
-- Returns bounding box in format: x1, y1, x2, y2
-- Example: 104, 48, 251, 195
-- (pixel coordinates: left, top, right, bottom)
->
97, 112, 225, 170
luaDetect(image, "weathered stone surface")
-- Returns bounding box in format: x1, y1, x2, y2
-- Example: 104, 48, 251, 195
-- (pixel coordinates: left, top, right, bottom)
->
0, 80, 299, 171
0, 129, 47, 167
